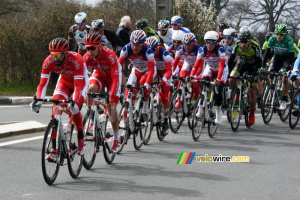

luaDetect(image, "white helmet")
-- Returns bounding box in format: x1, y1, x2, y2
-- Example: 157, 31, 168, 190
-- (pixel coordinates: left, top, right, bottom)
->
130, 30, 147, 44
239, 26, 251, 34
158, 20, 170, 29
74, 12, 87, 24
204, 31, 219, 41
171, 15, 183, 24
91, 19, 104, 29
172, 30, 185, 41
182, 33, 197, 43
223, 28, 236, 37
146, 36, 159, 49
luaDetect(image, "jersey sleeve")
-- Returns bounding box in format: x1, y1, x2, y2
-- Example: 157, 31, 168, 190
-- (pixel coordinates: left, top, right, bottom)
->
107, 51, 122, 100
162, 50, 173, 80
145, 48, 155, 84
73, 56, 85, 107
217, 47, 226, 80
36, 56, 53, 99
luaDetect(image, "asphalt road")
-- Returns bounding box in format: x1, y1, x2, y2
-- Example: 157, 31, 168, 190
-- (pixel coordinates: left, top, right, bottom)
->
0, 105, 300, 199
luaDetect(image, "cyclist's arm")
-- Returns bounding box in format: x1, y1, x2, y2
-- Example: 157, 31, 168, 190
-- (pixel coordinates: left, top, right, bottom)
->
292, 53, 300, 73
217, 47, 227, 80
108, 52, 122, 101
262, 48, 272, 69
228, 44, 238, 70
173, 46, 183, 72
36, 57, 52, 99
73, 59, 86, 107
161, 50, 173, 80
68, 26, 75, 51
145, 48, 155, 84
118, 45, 128, 67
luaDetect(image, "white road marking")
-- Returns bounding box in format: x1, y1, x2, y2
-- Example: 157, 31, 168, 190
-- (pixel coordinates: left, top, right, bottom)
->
0, 136, 43, 147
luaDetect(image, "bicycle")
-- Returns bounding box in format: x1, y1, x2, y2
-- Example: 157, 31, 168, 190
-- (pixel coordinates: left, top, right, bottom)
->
191, 79, 218, 140
82, 92, 115, 169
38, 98, 83, 185
118, 85, 152, 151
289, 77, 300, 129
227, 74, 253, 132
168, 76, 195, 133
261, 70, 293, 124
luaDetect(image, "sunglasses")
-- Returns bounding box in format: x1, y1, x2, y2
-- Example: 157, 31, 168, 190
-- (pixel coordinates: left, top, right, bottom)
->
206, 40, 216, 45
76, 23, 85, 26
276, 33, 285, 36
51, 53, 64, 59
172, 24, 178, 26
159, 29, 167, 32
240, 40, 248, 44
184, 42, 193, 46
86, 46, 96, 51
224, 36, 233, 39
93, 28, 100, 31
173, 40, 182, 44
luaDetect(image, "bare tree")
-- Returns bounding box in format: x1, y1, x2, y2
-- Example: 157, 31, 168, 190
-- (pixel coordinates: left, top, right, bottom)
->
200, 0, 230, 18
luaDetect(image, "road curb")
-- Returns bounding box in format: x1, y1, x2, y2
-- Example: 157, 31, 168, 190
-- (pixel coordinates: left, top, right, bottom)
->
0, 127, 46, 138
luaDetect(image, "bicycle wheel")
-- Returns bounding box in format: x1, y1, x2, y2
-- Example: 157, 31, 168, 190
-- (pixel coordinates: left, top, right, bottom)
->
155, 101, 165, 141
243, 90, 252, 129
82, 111, 97, 170
143, 97, 154, 145
169, 89, 184, 133
187, 98, 196, 130
191, 98, 202, 141
102, 113, 115, 164
229, 89, 241, 132
208, 105, 218, 138
279, 85, 294, 122
262, 86, 274, 124
41, 120, 60, 185
67, 124, 83, 178
289, 89, 300, 129
133, 101, 144, 150
118, 104, 129, 154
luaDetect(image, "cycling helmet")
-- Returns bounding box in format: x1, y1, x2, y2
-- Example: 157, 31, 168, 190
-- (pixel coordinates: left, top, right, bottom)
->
84, 32, 102, 47
171, 15, 183, 24
219, 22, 229, 31
158, 20, 170, 29
239, 26, 251, 34
130, 30, 147, 44
49, 37, 68, 53
146, 36, 159, 50
238, 32, 251, 42
223, 28, 236, 37
91, 19, 104, 29
135, 18, 148, 29
74, 12, 87, 24
266, 32, 273, 40
182, 33, 196, 43
172, 30, 185, 41
275, 24, 288, 34
204, 31, 219, 41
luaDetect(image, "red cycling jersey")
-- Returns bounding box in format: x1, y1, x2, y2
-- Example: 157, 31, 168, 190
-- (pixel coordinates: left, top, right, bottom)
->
83, 46, 122, 103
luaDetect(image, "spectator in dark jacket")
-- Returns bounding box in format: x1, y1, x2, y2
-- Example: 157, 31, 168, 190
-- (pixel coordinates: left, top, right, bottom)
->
116, 16, 131, 45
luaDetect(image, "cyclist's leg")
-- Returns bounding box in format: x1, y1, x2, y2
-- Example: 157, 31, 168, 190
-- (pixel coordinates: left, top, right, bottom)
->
140, 69, 156, 112
229, 62, 242, 92
87, 71, 102, 110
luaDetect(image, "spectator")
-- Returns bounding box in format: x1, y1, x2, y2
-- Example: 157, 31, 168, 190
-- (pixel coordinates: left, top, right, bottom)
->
116, 15, 131, 45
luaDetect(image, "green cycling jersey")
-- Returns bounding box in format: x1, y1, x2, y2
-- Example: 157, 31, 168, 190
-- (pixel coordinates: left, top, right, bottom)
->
267, 35, 294, 56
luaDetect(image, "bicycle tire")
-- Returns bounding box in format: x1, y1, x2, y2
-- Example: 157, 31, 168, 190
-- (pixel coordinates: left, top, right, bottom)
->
102, 113, 115, 164
244, 89, 252, 129
133, 102, 144, 150
262, 86, 274, 124
191, 98, 202, 141
169, 89, 184, 133
82, 112, 97, 170
143, 96, 154, 145
279, 85, 294, 122
67, 124, 83, 178
41, 120, 60, 185
118, 104, 129, 154
187, 99, 197, 130
289, 89, 300, 129
229, 89, 241, 132
208, 104, 218, 138
155, 101, 165, 141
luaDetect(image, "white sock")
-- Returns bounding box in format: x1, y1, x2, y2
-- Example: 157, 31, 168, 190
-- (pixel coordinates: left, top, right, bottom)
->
114, 131, 119, 140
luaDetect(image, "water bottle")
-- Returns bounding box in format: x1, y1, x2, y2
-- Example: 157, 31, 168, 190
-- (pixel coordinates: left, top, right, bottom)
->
99, 113, 107, 124
63, 123, 71, 141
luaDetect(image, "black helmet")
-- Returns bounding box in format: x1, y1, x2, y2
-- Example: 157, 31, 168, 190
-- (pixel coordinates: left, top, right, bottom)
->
265, 32, 273, 40
238, 32, 251, 42
135, 18, 148, 29
219, 22, 229, 31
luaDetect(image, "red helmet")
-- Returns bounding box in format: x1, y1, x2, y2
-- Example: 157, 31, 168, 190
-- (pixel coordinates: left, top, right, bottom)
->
49, 37, 68, 53
84, 32, 102, 47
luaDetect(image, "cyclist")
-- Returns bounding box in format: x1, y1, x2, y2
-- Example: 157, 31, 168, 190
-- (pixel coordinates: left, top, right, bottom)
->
262, 24, 295, 110
30, 37, 89, 156
240, 26, 260, 46
218, 22, 230, 42
146, 36, 173, 136
228, 31, 262, 125
191, 31, 228, 124
166, 30, 184, 76
83, 32, 122, 153
91, 19, 125, 53
119, 30, 156, 124
173, 32, 201, 108
135, 18, 164, 45
262, 32, 273, 56
290, 53, 300, 116
68, 12, 91, 56
170, 15, 191, 33
219, 28, 238, 64
157, 20, 174, 48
